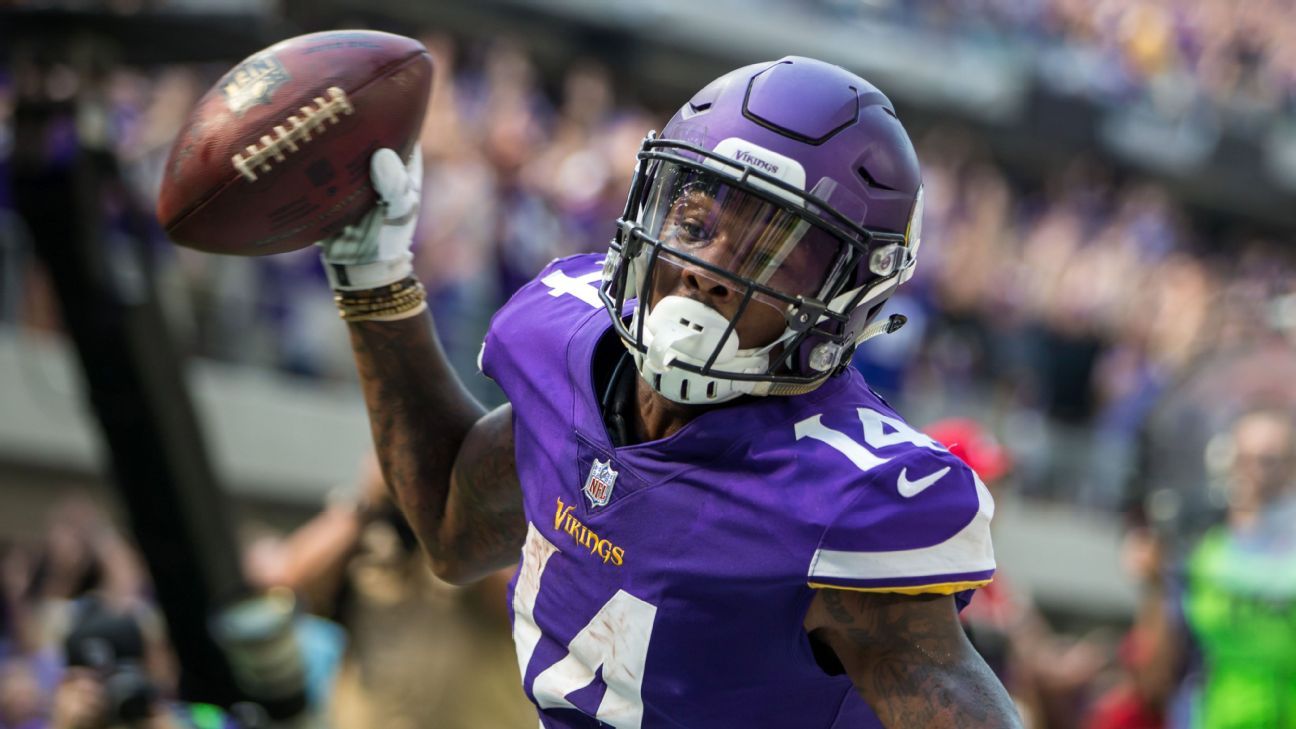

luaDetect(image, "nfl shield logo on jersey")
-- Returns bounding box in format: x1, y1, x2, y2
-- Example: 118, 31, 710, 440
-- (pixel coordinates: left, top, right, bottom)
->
583, 459, 618, 507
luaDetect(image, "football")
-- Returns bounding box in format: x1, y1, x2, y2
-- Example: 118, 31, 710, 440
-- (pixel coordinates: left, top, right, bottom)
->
157, 30, 433, 256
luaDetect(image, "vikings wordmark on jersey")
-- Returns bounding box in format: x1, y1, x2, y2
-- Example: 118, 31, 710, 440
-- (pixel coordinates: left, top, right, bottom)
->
481, 254, 995, 729
553, 497, 626, 566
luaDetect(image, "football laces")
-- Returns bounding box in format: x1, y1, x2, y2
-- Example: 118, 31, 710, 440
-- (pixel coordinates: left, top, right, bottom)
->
231, 86, 354, 183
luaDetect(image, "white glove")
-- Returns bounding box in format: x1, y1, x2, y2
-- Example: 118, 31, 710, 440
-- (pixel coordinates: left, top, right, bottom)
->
319, 147, 422, 291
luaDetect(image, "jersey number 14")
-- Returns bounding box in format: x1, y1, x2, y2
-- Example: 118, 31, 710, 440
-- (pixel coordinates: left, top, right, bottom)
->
513, 524, 657, 728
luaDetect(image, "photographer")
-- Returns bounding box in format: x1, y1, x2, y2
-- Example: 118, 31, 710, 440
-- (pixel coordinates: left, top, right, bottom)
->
53, 596, 236, 729
244, 456, 532, 729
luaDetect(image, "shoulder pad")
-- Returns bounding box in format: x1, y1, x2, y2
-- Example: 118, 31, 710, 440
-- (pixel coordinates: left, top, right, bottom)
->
480, 253, 606, 387
790, 405, 996, 594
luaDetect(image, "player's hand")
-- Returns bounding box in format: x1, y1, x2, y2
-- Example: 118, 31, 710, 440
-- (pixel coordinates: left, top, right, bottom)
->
318, 147, 423, 291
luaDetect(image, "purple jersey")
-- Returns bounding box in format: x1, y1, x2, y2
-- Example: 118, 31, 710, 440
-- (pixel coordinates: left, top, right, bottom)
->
480, 254, 996, 728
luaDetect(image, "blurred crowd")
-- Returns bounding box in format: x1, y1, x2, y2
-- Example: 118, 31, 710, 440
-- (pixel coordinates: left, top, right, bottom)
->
948, 408, 1296, 729
0, 464, 535, 729
0, 495, 185, 729
828, 0, 1296, 120
3, 407, 1292, 729
3, 31, 1295, 513
883, 130, 1296, 508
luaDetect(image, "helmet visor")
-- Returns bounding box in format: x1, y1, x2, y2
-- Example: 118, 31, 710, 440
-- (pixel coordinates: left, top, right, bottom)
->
639, 161, 847, 302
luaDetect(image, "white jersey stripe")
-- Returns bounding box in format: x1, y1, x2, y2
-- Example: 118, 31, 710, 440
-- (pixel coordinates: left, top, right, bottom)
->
809, 474, 996, 581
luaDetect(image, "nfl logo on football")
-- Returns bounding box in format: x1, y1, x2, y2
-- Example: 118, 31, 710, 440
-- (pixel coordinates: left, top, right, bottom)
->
583, 459, 618, 508
221, 53, 291, 115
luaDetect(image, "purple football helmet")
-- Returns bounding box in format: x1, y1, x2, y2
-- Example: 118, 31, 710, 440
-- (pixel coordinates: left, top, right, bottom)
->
600, 56, 923, 403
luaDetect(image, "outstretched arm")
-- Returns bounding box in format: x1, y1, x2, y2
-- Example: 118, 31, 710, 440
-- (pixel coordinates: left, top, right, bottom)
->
347, 304, 525, 585
805, 589, 1022, 728
326, 148, 525, 584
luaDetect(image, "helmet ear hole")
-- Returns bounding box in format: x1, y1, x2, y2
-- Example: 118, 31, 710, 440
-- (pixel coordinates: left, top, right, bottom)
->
856, 165, 898, 192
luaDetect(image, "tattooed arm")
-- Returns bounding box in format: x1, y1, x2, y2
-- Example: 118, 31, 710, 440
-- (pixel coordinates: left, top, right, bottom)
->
805, 589, 1022, 728
348, 314, 525, 585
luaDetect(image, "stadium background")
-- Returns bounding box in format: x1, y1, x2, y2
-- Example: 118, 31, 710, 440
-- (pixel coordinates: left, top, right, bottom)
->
1, 0, 1294, 727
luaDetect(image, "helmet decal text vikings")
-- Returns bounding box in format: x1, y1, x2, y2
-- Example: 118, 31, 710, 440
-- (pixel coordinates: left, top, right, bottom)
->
712, 138, 807, 190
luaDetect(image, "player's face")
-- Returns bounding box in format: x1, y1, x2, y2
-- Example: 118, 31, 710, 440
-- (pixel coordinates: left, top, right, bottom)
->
646, 186, 834, 349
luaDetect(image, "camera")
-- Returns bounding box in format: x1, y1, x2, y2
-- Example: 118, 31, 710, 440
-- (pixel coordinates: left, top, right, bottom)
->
63, 596, 159, 725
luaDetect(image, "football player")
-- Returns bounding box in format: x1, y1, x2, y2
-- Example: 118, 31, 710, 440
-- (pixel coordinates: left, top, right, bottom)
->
319, 56, 1020, 727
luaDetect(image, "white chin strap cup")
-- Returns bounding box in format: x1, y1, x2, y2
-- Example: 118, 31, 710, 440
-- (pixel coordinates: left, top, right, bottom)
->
635, 296, 773, 405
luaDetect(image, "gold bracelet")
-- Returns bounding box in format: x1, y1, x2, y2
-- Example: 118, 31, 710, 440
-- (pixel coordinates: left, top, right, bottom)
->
335, 276, 428, 322
333, 287, 425, 311
344, 300, 428, 322
337, 291, 426, 319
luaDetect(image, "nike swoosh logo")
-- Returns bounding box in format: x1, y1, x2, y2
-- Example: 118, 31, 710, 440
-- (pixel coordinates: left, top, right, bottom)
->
897, 466, 951, 498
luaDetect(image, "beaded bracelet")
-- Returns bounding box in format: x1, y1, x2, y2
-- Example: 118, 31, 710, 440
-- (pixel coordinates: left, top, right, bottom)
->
334, 276, 428, 322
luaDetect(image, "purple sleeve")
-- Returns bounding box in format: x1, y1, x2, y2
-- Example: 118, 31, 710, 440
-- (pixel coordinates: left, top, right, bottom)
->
479, 254, 603, 385
807, 451, 996, 594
